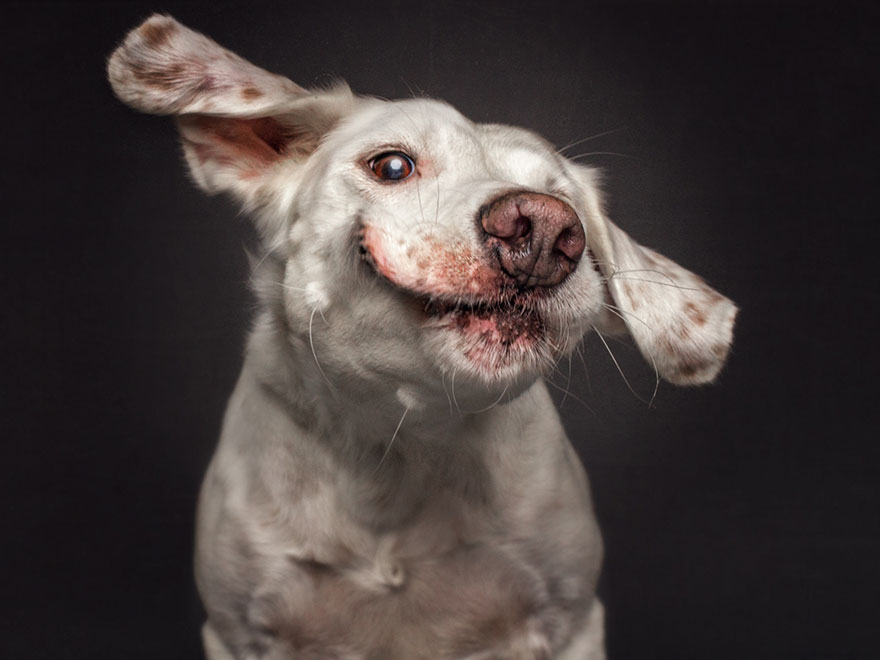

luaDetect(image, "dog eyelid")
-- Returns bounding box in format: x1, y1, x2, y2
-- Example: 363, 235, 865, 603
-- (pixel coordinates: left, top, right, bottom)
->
368, 151, 416, 182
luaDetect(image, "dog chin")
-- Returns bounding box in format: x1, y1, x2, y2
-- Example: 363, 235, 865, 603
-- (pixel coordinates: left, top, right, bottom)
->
420, 299, 565, 393
359, 237, 568, 386
429, 300, 544, 360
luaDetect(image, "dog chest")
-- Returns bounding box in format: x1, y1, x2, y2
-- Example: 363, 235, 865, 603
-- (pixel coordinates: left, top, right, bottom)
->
250, 535, 590, 659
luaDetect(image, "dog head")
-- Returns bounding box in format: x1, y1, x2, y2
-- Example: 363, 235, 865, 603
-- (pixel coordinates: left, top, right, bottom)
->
109, 15, 737, 409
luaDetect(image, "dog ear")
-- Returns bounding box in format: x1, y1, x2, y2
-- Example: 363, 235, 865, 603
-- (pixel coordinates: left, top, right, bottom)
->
571, 165, 737, 385
108, 15, 356, 235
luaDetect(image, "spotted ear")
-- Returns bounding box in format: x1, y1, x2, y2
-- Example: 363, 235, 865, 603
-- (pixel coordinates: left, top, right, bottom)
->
572, 165, 738, 385
107, 15, 356, 238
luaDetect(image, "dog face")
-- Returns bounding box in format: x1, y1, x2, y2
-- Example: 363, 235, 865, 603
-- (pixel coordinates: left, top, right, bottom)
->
282, 99, 609, 399
109, 15, 737, 408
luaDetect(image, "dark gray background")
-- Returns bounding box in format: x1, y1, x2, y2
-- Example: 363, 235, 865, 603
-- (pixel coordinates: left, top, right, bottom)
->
3, 2, 877, 658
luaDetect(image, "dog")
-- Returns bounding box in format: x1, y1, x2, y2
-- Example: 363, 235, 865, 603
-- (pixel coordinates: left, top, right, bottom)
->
108, 15, 736, 659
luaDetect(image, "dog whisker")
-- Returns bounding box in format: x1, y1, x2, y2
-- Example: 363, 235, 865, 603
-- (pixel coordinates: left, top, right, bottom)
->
575, 340, 592, 394
568, 151, 644, 163
375, 405, 410, 473
591, 258, 707, 293
600, 305, 662, 407
556, 127, 628, 155
601, 302, 650, 330
562, 352, 574, 408
440, 372, 454, 415
450, 367, 462, 416
245, 231, 289, 279
466, 384, 510, 414
608, 276, 704, 292
309, 306, 334, 390
399, 76, 418, 100
648, 352, 661, 409
544, 376, 596, 416
416, 174, 427, 230
274, 282, 308, 292
592, 324, 648, 405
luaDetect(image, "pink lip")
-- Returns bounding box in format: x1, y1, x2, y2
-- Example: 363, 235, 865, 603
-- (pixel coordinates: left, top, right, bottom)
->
359, 225, 548, 370
359, 223, 507, 303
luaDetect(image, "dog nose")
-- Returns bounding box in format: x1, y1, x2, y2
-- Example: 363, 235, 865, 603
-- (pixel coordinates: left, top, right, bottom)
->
480, 191, 585, 288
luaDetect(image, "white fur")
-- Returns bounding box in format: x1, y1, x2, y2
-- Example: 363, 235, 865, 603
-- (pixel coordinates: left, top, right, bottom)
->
109, 15, 737, 659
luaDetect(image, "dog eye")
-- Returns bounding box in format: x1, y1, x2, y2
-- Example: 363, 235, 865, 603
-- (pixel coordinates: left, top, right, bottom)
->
369, 152, 415, 181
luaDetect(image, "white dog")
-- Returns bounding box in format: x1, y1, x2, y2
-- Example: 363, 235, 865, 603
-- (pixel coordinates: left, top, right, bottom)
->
109, 15, 736, 659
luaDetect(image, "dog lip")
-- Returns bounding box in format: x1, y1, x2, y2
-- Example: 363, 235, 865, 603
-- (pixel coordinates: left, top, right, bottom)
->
357, 223, 551, 361
358, 224, 551, 308
359, 234, 544, 312
362, 246, 539, 315
359, 231, 546, 332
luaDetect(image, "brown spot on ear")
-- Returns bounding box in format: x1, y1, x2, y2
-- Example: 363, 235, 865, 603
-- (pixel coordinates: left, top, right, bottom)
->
659, 334, 678, 356
685, 302, 707, 326
241, 86, 264, 101
643, 251, 661, 268
129, 59, 187, 91
677, 362, 699, 378
678, 324, 691, 340
676, 357, 713, 379
139, 20, 176, 49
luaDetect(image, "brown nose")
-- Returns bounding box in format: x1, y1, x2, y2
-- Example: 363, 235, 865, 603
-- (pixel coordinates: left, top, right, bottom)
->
480, 191, 585, 288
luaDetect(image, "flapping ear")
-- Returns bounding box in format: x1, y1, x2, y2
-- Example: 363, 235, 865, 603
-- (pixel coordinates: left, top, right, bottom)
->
107, 15, 356, 240
572, 165, 738, 385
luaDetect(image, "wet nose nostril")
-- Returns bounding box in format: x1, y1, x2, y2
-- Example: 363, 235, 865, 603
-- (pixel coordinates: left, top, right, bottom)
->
481, 203, 532, 243
513, 216, 531, 244
554, 226, 586, 262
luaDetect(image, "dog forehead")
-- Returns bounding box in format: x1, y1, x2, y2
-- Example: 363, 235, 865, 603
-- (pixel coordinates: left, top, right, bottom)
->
324, 98, 558, 175
475, 123, 562, 185
326, 97, 477, 155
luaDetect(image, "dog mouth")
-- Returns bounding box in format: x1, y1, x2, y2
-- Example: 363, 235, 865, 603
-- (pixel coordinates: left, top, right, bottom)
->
422, 295, 545, 347
358, 229, 550, 371
412, 289, 550, 375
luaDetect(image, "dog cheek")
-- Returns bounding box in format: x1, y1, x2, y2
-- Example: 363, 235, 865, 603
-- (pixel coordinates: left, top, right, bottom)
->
360, 225, 399, 282
545, 268, 609, 344
361, 225, 499, 298
421, 237, 501, 297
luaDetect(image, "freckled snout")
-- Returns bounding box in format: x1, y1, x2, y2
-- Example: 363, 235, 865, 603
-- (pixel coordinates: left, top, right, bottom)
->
480, 191, 586, 289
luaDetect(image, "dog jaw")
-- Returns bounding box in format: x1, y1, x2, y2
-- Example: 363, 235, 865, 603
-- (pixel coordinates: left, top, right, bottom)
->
358, 220, 582, 382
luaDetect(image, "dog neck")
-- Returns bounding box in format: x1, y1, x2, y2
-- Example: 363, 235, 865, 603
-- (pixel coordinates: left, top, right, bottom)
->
242, 300, 533, 528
